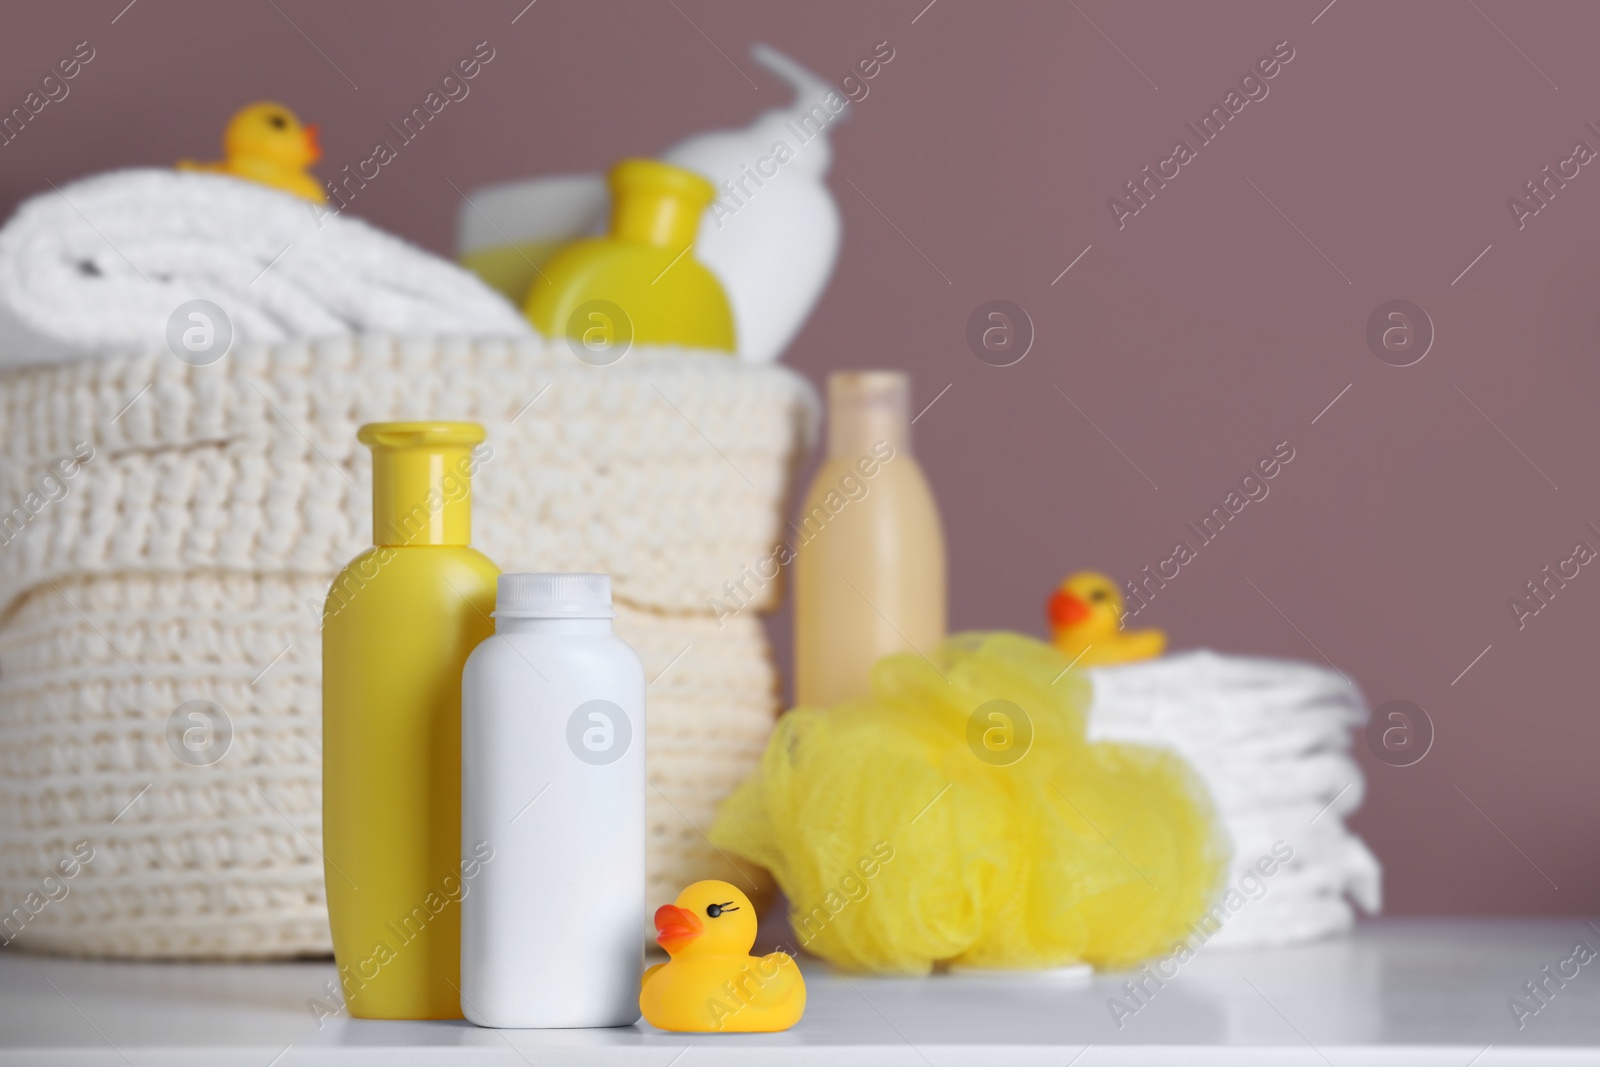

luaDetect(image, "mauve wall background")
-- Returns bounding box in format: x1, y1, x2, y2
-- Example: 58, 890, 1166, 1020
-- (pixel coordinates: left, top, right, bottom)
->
2, 0, 1596, 917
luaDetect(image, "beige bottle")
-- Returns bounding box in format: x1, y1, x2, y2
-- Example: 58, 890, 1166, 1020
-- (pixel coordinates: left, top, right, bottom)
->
793, 372, 947, 707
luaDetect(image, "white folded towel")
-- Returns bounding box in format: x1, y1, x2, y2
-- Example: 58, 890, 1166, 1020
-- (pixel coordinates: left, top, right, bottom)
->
0, 168, 529, 368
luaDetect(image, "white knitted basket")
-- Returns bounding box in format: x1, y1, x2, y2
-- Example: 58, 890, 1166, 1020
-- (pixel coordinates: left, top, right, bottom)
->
0, 336, 815, 958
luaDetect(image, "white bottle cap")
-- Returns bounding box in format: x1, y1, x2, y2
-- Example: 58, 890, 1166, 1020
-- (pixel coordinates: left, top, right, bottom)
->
493, 573, 615, 619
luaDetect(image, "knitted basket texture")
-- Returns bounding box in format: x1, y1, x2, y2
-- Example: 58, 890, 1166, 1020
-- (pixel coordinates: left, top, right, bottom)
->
0, 336, 815, 958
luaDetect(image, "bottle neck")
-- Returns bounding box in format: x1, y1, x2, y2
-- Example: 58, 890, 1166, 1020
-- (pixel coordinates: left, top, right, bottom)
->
495, 616, 614, 636
612, 189, 701, 249
608, 159, 713, 250
370, 445, 477, 547
828, 372, 911, 459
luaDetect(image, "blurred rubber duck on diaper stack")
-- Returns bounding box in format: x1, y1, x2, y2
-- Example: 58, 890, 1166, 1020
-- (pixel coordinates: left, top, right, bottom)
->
1048, 570, 1165, 667
178, 102, 325, 202
641, 880, 806, 1033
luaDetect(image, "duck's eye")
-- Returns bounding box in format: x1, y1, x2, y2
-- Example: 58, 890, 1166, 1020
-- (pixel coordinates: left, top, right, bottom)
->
1090, 590, 1107, 602
268, 114, 288, 129
706, 902, 739, 918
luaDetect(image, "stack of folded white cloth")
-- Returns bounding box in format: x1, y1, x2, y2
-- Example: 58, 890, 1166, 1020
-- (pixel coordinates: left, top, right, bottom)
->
0, 168, 528, 368
1086, 650, 1381, 948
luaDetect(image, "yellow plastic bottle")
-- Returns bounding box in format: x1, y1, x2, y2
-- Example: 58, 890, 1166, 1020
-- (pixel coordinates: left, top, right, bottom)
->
793, 372, 947, 707
524, 158, 736, 353
322, 422, 500, 1019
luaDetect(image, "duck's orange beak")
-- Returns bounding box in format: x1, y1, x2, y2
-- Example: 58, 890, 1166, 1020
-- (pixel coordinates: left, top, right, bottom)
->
654, 904, 702, 952
303, 123, 322, 162
1048, 589, 1090, 628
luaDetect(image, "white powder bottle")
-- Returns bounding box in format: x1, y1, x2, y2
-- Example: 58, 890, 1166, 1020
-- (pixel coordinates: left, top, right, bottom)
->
460, 572, 645, 1027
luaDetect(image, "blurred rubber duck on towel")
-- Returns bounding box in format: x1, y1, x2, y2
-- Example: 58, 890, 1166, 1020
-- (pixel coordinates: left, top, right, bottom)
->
1048, 570, 1165, 667
641, 880, 805, 1033
178, 102, 325, 202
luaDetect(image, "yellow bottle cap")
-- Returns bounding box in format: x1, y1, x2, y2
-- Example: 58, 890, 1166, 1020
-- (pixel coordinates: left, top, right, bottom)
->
608, 158, 715, 249
357, 421, 486, 547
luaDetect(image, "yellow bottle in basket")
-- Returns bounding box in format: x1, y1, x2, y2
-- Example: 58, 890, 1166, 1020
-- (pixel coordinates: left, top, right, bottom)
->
322, 422, 499, 1019
524, 158, 736, 354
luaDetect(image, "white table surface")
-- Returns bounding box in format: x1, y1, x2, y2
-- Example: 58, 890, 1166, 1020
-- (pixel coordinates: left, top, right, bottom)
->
2, 918, 1598, 1065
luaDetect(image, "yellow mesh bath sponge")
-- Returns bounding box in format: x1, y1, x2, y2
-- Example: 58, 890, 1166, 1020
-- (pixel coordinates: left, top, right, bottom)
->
710, 632, 1228, 974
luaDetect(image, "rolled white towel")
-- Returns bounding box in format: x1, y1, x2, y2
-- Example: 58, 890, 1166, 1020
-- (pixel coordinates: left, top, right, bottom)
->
0, 168, 529, 368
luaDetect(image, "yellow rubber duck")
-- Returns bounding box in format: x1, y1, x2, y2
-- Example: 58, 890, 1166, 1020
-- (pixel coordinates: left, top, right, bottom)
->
640, 880, 806, 1033
178, 102, 325, 202
1047, 570, 1166, 667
